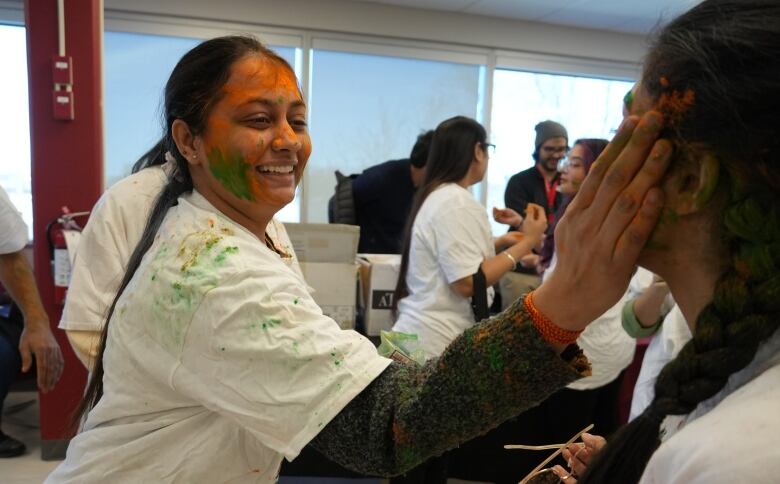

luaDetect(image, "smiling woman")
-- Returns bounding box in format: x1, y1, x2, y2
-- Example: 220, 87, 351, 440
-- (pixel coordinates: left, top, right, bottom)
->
46, 35, 674, 484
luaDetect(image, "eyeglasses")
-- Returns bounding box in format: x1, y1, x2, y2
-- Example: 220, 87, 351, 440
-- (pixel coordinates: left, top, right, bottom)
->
505, 423, 594, 484
482, 142, 496, 155
541, 145, 568, 155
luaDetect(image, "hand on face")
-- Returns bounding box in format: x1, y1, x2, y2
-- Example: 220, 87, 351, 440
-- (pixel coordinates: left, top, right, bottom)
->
532, 111, 672, 332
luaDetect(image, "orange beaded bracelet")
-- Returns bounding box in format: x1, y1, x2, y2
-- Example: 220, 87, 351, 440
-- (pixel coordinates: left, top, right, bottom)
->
523, 290, 583, 345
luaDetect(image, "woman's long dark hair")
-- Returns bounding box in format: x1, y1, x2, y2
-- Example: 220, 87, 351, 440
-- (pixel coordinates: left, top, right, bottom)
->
539, 138, 607, 272
580, 1, 780, 482
72, 36, 296, 427
393, 116, 487, 310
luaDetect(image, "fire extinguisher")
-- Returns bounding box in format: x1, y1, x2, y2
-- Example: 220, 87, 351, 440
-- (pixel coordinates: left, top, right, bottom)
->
46, 207, 89, 305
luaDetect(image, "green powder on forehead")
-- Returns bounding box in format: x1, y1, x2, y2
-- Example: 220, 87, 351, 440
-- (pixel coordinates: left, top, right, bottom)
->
207, 148, 254, 201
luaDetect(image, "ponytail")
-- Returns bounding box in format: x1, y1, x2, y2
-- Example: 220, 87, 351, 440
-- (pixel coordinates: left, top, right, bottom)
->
72, 145, 192, 428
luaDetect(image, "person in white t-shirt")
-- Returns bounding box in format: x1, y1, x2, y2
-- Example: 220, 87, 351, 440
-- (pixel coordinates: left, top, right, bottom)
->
393, 116, 547, 360
60, 148, 303, 370
46, 36, 671, 483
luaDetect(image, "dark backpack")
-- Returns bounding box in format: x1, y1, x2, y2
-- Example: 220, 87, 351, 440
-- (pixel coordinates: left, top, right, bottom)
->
328, 170, 359, 224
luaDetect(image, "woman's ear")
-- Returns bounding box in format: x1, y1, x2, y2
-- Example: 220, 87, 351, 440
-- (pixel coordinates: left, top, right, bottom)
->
473, 142, 485, 163
171, 119, 202, 167
665, 152, 720, 216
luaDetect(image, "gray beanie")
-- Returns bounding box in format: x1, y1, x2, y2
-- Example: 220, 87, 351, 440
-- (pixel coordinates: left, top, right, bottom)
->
534, 120, 568, 150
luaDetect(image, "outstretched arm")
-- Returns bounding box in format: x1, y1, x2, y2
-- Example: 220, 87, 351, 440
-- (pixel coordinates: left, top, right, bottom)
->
311, 299, 589, 476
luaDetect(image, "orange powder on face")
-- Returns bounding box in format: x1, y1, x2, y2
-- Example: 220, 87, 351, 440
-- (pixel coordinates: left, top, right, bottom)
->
202, 55, 309, 206
221, 56, 302, 105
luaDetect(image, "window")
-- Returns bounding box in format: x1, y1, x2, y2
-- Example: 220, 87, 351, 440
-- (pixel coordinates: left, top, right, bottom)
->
0, 24, 33, 240
487, 69, 634, 233
306, 48, 483, 222
103, 31, 300, 220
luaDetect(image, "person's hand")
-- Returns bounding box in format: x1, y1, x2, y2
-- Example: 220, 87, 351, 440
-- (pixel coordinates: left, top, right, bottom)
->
650, 273, 670, 293
19, 319, 64, 393
520, 253, 540, 269
550, 433, 607, 482
493, 207, 524, 229
519, 203, 547, 243
533, 111, 672, 333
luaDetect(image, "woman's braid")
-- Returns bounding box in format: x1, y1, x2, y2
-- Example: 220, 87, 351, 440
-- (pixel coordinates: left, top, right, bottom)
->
651, 188, 780, 416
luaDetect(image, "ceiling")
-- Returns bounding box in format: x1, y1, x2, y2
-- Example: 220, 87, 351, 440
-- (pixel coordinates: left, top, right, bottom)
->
348, 0, 704, 35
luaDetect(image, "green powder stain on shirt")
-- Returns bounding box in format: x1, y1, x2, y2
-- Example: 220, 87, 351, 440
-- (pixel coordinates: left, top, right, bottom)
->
207, 148, 254, 201
262, 318, 282, 331
294, 297, 299, 305
214, 246, 239, 264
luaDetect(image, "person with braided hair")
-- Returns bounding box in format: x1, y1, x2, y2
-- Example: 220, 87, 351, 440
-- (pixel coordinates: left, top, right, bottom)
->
546, 1, 780, 483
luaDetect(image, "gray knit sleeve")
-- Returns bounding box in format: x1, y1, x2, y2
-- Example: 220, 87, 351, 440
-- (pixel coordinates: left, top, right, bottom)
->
309, 297, 590, 476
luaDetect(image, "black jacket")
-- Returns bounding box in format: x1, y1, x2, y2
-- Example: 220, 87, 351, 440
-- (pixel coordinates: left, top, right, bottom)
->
504, 165, 562, 221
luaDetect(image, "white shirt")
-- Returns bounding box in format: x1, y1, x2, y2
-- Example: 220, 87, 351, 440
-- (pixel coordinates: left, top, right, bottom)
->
629, 304, 691, 420
0, 184, 28, 254
47, 190, 391, 483
59, 163, 302, 332
544, 254, 636, 389
639, 328, 780, 484
393, 183, 495, 359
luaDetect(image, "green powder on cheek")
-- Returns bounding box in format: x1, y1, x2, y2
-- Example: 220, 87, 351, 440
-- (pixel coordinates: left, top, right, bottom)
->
623, 89, 634, 112
658, 207, 680, 227
207, 148, 254, 201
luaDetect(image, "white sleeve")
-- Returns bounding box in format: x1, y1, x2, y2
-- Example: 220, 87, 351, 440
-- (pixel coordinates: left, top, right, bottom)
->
0, 185, 29, 254
428, 204, 492, 284
174, 268, 391, 461
59, 191, 129, 331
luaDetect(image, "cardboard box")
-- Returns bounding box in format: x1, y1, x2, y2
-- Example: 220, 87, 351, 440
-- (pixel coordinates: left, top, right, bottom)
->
285, 223, 359, 330
285, 223, 359, 263
358, 254, 401, 336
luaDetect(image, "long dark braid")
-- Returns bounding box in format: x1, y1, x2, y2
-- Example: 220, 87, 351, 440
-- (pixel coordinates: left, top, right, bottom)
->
580, 1, 780, 482
72, 36, 295, 427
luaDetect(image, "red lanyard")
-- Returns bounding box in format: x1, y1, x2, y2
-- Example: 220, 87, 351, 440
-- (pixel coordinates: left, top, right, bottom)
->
537, 166, 558, 224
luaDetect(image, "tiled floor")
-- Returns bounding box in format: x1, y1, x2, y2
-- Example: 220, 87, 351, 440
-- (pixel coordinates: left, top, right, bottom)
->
0, 392, 486, 484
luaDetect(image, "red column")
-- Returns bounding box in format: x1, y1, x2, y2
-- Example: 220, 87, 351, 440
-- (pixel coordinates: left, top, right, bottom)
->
25, 0, 102, 459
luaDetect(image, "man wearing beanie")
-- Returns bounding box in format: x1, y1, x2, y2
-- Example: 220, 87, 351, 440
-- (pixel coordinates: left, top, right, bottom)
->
499, 120, 567, 308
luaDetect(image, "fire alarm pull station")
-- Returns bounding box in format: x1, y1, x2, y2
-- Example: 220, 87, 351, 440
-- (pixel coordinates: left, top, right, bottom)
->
53, 91, 74, 120
52, 55, 73, 85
